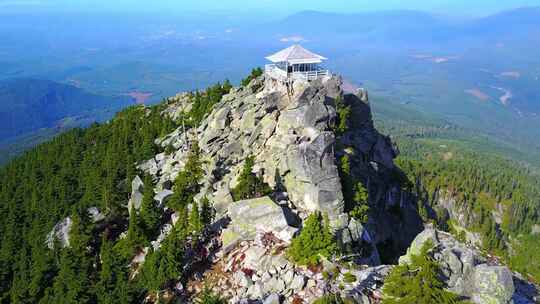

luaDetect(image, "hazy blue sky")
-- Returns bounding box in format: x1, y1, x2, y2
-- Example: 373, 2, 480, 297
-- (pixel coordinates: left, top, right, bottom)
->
1, 0, 540, 16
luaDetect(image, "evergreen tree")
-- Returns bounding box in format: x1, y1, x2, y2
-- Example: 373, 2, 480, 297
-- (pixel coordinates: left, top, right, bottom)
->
200, 197, 213, 227
49, 248, 93, 304
350, 182, 370, 224
123, 206, 147, 257
288, 212, 338, 266
141, 248, 162, 295
96, 236, 119, 304
381, 241, 468, 304
140, 174, 161, 240
338, 155, 354, 211
231, 156, 272, 201
169, 141, 203, 211
241, 67, 263, 87
334, 96, 351, 135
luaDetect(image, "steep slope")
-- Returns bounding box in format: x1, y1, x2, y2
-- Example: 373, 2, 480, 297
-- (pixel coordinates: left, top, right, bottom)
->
132, 75, 536, 302
143, 75, 422, 259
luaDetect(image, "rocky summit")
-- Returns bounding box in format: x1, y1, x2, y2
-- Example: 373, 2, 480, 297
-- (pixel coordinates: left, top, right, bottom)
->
42, 74, 539, 303
117, 74, 537, 303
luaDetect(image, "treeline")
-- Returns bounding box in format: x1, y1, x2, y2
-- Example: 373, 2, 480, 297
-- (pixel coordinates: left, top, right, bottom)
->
0, 81, 233, 303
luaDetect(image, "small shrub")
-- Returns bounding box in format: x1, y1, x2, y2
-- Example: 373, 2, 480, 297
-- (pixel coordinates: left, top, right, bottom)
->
322, 271, 331, 281
231, 156, 272, 201
343, 272, 357, 283
288, 212, 338, 266
381, 240, 470, 304
350, 204, 370, 224
313, 294, 345, 304
164, 143, 176, 155
241, 67, 263, 87
334, 96, 351, 135
457, 230, 467, 243
195, 287, 227, 304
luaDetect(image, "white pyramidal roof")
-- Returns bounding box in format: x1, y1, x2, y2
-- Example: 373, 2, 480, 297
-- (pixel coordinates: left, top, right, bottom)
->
265, 44, 327, 64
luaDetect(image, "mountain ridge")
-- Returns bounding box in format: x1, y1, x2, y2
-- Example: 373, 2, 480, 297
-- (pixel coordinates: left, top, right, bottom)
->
0, 78, 134, 156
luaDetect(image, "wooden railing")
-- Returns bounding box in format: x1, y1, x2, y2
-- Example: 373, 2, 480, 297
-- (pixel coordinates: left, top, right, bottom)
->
265, 64, 329, 82
292, 70, 329, 81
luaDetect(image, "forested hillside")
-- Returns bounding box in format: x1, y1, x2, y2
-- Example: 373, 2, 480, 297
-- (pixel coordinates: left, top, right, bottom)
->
395, 138, 540, 280
0, 80, 232, 303
372, 98, 540, 282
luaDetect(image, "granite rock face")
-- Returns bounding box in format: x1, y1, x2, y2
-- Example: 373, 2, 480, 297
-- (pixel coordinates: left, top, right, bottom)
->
132, 75, 535, 304
46, 216, 72, 249
222, 196, 298, 252
399, 227, 525, 304
144, 75, 419, 257
127, 175, 144, 214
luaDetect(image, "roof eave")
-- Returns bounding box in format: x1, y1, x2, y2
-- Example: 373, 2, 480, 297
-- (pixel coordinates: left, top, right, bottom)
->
288, 59, 323, 64
266, 58, 326, 64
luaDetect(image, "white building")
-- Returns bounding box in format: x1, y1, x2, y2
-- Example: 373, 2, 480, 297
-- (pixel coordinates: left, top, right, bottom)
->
265, 44, 330, 82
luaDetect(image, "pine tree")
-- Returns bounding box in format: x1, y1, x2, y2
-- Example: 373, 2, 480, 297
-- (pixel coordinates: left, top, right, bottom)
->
123, 206, 146, 257
288, 212, 338, 266
169, 141, 204, 211
200, 197, 213, 227
140, 174, 161, 240
338, 154, 354, 211
350, 182, 370, 224
381, 241, 469, 304
141, 248, 161, 294
97, 236, 116, 304
231, 156, 272, 201
49, 248, 93, 304
334, 96, 351, 135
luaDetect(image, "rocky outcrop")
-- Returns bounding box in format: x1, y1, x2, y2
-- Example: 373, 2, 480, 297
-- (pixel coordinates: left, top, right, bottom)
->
336, 87, 423, 258
222, 196, 298, 252
87, 207, 105, 223
399, 227, 537, 304
134, 75, 535, 304
147, 77, 348, 228
46, 216, 72, 249
144, 75, 421, 260
46, 207, 106, 249
127, 175, 144, 214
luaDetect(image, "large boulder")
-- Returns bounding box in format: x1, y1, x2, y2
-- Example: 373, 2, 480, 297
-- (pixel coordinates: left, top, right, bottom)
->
154, 189, 174, 207
472, 265, 515, 304
127, 175, 144, 214
222, 196, 298, 252
46, 217, 72, 249
399, 227, 516, 304
87, 207, 105, 223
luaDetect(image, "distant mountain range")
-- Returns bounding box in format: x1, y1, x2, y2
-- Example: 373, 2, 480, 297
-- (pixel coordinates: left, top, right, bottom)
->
276, 7, 540, 42
1, 7, 540, 165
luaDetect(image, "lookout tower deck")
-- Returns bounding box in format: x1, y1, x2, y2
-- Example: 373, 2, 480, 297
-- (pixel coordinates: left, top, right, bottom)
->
265, 44, 329, 82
